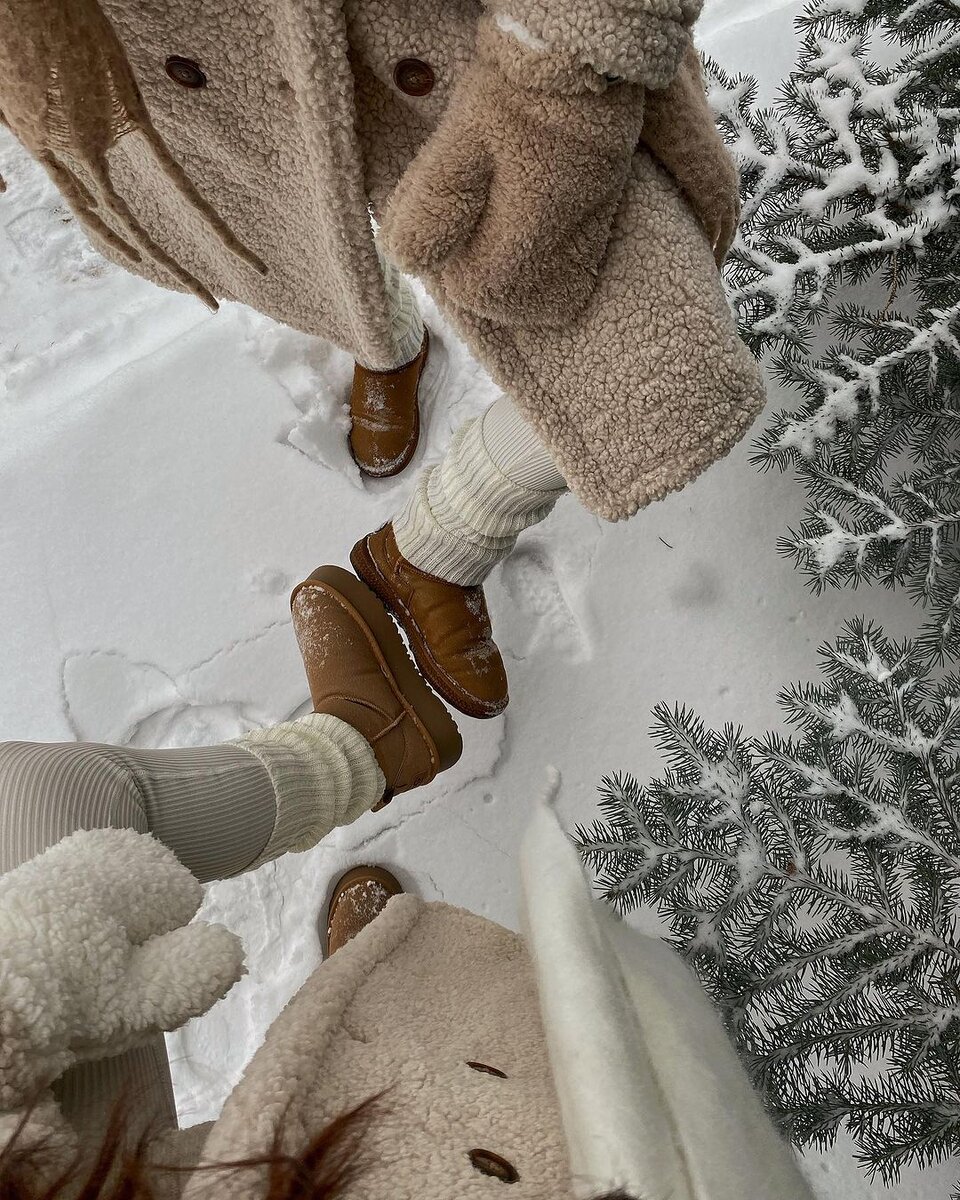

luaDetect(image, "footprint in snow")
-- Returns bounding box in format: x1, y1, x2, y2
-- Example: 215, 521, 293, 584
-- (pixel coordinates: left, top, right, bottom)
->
62, 651, 264, 747
60, 618, 304, 748
498, 540, 591, 664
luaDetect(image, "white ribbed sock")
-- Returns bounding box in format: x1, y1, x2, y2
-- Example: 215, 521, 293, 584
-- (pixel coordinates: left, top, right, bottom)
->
393, 396, 568, 586
234, 714, 385, 866
357, 242, 425, 370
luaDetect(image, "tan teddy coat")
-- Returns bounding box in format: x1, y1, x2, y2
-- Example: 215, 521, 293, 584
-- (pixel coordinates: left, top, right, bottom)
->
174, 807, 815, 1200
0, 0, 763, 521
0, 807, 815, 1200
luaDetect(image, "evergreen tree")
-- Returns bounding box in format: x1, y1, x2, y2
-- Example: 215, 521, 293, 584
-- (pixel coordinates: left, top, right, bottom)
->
577, 622, 960, 1187
580, 0, 960, 1186
708, 0, 960, 662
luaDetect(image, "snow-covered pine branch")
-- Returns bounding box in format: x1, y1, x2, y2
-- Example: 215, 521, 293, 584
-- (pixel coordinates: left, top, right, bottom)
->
577, 620, 960, 1186
706, 0, 960, 660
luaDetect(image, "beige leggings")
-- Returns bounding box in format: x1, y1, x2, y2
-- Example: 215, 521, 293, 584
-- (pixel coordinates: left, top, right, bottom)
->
0, 724, 380, 1141
0, 740, 280, 1138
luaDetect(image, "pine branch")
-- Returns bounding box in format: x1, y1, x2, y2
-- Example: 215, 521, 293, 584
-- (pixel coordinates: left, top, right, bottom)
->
706, 0, 960, 659
578, 620, 960, 1186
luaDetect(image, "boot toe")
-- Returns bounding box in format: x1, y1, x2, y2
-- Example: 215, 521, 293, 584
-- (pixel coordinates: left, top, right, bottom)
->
349, 332, 428, 479
350, 526, 510, 720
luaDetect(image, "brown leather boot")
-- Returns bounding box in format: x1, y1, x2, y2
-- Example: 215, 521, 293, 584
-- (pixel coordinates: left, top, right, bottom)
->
324, 865, 404, 956
290, 564, 462, 803
350, 524, 509, 720
349, 329, 429, 479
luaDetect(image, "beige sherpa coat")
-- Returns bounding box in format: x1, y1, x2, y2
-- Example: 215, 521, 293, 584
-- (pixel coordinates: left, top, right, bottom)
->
1, 806, 815, 1200
0, 0, 763, 521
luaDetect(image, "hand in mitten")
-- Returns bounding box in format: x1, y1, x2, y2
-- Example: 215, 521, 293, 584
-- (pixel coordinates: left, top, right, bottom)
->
484, 0, 702, 89
640, 40, 741, 264
379, 19, 646, 330
0, 828, 245, 1114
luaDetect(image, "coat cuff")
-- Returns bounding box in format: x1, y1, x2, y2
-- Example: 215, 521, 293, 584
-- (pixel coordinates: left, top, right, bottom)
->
478, 16, 614, 94
485, 1, 700, 88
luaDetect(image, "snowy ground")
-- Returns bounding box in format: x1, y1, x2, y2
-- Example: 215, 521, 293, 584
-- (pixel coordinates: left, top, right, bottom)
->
1, 3, 956, 1197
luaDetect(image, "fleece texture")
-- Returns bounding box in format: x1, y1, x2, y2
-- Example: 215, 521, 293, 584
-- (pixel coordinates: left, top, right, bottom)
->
0, 815, 813, 1198
380, 19, 647, 330
640, 39, 742, 263
486, 0, 702, 85
441, 144, 765, 520
0, 827, 244, 1118
0, 0, 405, 369
181, 810, 812, 1200
520, 803, 815, 1200
1, 0, 759, 516
186, 897, 573, 1200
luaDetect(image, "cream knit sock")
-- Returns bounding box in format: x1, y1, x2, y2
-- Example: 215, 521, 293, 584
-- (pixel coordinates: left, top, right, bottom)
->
393, 397, 568, 586
357, 241, 425, 370
234, 714, 385, 867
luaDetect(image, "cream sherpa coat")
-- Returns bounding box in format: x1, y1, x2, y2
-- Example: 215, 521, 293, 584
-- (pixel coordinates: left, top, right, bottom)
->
0, 0, 763, 522
0, 808, 814, 1200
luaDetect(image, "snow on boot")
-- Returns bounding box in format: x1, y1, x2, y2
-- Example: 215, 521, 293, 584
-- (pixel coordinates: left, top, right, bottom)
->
324, 865, 404, 956
350, 523, 509, 719
349, 330, 429, 479
291, 564, 462, 803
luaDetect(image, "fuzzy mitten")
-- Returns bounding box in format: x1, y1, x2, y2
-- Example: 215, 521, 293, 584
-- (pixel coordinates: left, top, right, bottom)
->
640, 40, 741, 263
0, 828, 245, 1118
379, 18, 648, 330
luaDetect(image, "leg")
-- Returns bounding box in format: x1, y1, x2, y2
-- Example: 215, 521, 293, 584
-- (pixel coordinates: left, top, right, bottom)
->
349, 244, 428, 479
0, 722, 381, 1141
0, 568, 462, 1140
0, 739, 177, 1140
0, 725, 382, 886
370, 247, 425, 372
393, 393, 568, 585
351, 396, 568, 718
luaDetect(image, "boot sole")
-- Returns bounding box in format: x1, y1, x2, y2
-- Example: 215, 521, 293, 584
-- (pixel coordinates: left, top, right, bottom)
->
350, 536, 508, 721
291, 565, 463, 781
323, 864, 404, 958
349, 329, 428, 480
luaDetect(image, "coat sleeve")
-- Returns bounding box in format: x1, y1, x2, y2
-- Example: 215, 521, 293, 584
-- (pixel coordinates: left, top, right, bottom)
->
0, 829, 244, 1189
520, 802, 815, 1200
479, 0, 701, 88
640, 38, 742, 263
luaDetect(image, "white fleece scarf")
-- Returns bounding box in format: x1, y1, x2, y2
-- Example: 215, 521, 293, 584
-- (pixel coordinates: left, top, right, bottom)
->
520, 796, 815, 1200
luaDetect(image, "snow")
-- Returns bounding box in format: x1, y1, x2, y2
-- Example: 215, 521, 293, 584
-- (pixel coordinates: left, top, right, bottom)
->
0, 3, 957, 1197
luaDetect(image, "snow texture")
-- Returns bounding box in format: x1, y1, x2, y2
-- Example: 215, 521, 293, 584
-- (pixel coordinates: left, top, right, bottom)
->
0, 1, 954, 1195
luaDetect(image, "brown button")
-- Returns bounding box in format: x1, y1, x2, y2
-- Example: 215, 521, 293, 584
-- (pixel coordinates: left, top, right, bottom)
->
466, 1061, 508, 1078
394, 58, 435, 97
165, 56, 207, 89
468, 1150, 519, 1184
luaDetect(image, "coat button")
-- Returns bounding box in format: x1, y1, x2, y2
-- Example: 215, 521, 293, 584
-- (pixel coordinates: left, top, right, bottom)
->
466, 1061, 508, 1078
468, 1150, 519, 1183
394, 58, 435, 97
165, 56, 207, 88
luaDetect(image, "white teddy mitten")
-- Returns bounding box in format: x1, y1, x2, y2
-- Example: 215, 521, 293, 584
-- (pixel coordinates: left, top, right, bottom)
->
0, 827, 245, 1117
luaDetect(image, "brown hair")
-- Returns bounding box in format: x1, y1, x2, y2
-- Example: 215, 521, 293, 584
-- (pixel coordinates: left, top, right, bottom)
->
0, 1097, 380, 1200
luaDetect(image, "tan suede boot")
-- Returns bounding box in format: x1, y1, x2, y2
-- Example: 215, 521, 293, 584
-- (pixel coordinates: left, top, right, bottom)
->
324, 865, 405, 956
350, 524, 509, 720
349, 329, 429, 479
291, 565, 462, 803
